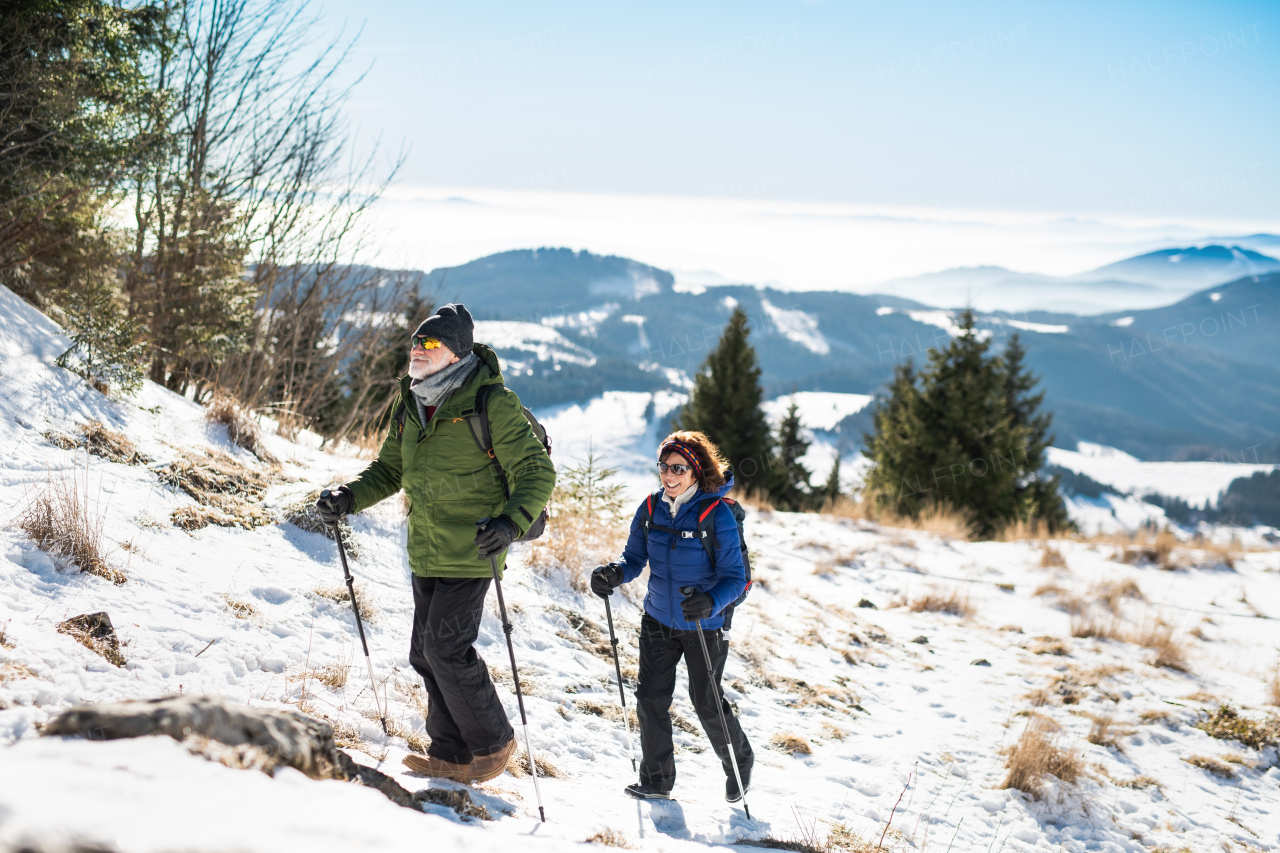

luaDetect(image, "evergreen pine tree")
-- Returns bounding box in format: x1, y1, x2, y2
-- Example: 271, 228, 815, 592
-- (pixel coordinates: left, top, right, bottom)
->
1002, 334, 1069, 531
822, 454, 843, 507
863, 310, 1060, 538
676, 306, 773, 494
769, 399, 814, 510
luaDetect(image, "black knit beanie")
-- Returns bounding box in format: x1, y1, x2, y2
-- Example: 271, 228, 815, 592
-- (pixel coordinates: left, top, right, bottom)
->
412, 303, 474, 356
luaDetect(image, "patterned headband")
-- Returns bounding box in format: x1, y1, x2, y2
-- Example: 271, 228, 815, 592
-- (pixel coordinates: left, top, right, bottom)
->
659, 440, 703, 477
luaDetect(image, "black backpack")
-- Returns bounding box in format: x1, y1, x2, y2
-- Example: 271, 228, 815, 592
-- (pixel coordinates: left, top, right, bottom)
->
392, 383, 551, 542
638, 489, 752, 629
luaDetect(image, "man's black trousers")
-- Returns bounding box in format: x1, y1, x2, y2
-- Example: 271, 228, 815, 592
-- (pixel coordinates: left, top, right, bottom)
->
409, 575, 513, 763
635, 613, 754, 793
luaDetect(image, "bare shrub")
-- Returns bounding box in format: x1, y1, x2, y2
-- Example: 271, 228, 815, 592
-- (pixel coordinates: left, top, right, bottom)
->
156, 448, 275, 530
585, 829, 634, 848
1183, 754, 1234, 778
1001, 717, 1082, 797
206, 391, 278, 464
770, 732, 813, 755
18, 471, 124, 584
900, 586, 975, 618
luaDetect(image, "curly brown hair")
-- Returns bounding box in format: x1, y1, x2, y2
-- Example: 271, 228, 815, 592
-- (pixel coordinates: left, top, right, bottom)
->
657, 430, 729, 492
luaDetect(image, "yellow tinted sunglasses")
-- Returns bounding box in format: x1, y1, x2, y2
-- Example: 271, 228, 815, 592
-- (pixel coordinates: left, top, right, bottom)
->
412, 336, 442, 350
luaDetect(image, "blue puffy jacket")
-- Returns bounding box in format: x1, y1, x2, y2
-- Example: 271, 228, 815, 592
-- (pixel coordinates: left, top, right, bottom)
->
617, 476, 747, 631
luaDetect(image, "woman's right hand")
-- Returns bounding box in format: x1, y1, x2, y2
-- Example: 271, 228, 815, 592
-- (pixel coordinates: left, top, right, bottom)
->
591, 564, 623, 597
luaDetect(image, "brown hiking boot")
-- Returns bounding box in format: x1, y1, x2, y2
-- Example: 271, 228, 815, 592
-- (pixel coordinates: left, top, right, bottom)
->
401, 752, 471, 782
465, 737, 516, 783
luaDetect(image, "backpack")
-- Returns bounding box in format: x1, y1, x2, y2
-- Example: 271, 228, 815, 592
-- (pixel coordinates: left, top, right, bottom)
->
638, 490, 752, 630
392, 383, 551, 542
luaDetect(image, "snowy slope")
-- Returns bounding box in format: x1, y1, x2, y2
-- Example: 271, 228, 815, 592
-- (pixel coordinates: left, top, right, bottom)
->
4, 285, 1280, 853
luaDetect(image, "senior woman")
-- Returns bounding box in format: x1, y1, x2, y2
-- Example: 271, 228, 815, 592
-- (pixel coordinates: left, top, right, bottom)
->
591, 430, 754, 802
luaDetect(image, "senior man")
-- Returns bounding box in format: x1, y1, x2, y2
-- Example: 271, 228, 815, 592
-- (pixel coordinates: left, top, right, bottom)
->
316, 303, 555, 782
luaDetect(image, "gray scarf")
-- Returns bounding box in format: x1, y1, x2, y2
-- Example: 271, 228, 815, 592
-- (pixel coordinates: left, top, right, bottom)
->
662, 485, 700, 516
410, 352, 478, 425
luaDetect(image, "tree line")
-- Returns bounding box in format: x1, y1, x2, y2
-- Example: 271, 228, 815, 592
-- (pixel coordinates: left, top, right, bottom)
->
1, 0, 419, 444
678, 306, 1068, 538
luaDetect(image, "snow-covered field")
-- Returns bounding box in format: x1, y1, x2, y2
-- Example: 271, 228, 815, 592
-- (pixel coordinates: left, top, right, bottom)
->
4, 284, 1280, 853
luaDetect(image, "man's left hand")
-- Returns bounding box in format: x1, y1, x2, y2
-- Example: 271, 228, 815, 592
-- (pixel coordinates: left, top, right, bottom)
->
681, 590, 714, 621
475, 516, 519, 559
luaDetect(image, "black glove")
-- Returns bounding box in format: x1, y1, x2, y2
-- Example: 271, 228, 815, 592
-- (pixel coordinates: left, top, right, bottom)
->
681, 589, 714, 622
475, 515, 519, 559
591, 564, 623, 598
316, 486, 354, 525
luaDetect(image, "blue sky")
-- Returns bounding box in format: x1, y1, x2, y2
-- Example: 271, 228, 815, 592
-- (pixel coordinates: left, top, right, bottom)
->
316, 0, 1277, 223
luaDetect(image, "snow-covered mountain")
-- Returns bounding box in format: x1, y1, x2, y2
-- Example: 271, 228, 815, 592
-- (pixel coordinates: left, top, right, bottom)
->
4, 283, 1280, 853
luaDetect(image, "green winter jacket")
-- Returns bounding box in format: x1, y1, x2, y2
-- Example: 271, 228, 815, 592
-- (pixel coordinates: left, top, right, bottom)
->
346, 344, 555, 579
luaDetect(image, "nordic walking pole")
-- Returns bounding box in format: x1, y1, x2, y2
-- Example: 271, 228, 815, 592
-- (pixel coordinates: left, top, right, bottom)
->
602, 593, 637, 772
332, 523, 388, 735
489, 549, 547, 823
681, 586, 751, 820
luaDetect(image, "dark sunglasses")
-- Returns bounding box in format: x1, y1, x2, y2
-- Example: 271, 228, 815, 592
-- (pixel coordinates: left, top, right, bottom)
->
412, 335, 443, 350
657, 461, 692, 475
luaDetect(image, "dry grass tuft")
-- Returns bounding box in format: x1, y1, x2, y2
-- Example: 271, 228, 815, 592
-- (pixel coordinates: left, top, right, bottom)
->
313, 662, 349, 690
313, 583, 379, 623
1001, 717, 1083, 797
1183, 754, 1235, 778
1131, 621, 1189, 671
1069, 612, 1124, 641
1039, 541, 1067, 568
824, 496, 972, 541
770, 732, 813, 755
1139, 710, 1173, 724
414, 787, 492, 820
1029, 636, 1069, 656
1091, 578, 1145, 613
1120, 529, 1178, 570
1194, 704, 1280, 750
222, 594, 257, 619
206, 391, 277, 463
281, 490, 360, 559
585, 829, 634, 848
1080, 712, 1133, 750
157, 448, 275, 531
56, 612, 126, 667
0, 661, 37, 683
897, 585, 975, 618
812, 560, 836, 577
18, 471, 125, 584
1268, 665, 1280, 707
1117, 775, 1161, 790
508, 747, 562, 778
43, 421, 151, 465
0, 621, 12, 649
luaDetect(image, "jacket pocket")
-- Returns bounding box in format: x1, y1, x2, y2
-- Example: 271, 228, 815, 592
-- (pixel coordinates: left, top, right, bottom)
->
428, 498, 494, 569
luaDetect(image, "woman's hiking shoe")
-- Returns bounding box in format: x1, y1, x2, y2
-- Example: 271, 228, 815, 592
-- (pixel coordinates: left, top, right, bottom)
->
625, 782, 672, 800
401, 753, 471, 782
467, 737, 516, 783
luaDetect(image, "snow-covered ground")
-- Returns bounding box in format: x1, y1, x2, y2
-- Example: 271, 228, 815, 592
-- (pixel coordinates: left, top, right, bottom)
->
4, 284, 1280, 853
1047, 443, 1278, 508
